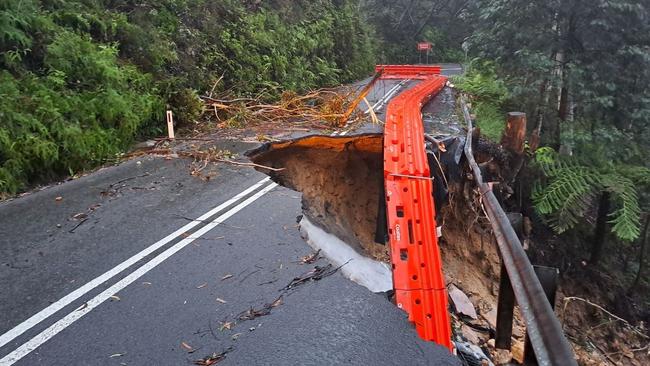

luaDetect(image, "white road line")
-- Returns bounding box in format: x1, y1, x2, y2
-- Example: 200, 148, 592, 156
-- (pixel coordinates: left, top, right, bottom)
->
0, 182, 279, 365
0, 177, 270, 351
365, 81, 402, 115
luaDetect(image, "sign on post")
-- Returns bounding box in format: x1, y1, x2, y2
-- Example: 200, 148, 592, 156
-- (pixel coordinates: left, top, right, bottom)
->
417, 42, 433, 64
417, 42, 432, 51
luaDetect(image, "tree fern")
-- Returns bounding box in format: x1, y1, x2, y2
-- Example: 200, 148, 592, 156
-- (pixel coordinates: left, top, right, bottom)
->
533, 148, 646, 242
533, 165, 601, 234
602, 173, 642, 241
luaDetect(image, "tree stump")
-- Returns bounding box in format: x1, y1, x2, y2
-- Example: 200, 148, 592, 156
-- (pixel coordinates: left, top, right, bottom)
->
501, 112, 527, 155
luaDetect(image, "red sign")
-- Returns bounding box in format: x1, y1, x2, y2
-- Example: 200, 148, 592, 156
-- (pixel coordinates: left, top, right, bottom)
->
417, 42, 432, 51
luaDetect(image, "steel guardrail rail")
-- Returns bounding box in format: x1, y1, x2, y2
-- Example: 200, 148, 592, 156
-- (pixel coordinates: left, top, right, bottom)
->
460, 95, 578, 366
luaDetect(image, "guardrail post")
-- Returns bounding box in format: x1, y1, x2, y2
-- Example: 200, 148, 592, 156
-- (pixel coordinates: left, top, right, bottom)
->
524, 266, 560, 364
462, 95, 577, 365
495, 213, 525, 349
495, 264, 515, 349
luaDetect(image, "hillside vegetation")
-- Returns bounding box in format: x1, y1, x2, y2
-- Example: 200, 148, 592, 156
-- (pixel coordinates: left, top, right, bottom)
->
0, 0, 376, 194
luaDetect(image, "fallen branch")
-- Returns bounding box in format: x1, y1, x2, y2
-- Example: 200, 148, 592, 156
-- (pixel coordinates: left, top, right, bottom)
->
562, 296, 649, 340
237, 296, 283, 321
212, 158, 285, 172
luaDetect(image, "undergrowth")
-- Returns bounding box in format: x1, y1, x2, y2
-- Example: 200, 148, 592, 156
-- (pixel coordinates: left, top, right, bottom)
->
533, 147, 649, 242
0, 0, 377, 194
452, 61, 509, 141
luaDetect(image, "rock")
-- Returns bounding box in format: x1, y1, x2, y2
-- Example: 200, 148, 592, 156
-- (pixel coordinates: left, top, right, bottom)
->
512, 323, 525, 339
461, 325, 483, 344
483, 307, 498, 329
456, 341, 494, 366
491, 281, 499, 296
132, 140, 157, 150
449, 284, 478, 319
511, 339, 525, 364
493, 349, 512, 364
487, 339, 496, 348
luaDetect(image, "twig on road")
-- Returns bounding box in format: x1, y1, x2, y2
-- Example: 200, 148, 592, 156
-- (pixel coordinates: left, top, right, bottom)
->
69, 218, 89, 233
281, 260, 351, 292
237, 296, 283, 321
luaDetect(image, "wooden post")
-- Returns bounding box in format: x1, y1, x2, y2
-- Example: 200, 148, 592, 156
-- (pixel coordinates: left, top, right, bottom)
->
501, 112, 527, 154
166, 110, 175, 139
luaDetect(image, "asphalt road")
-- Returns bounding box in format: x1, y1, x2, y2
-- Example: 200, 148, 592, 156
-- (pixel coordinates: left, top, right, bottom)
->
0, 67, 462, 366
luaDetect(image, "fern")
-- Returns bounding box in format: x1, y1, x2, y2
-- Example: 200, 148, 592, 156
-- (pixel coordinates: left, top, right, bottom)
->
533, 166, 601, 233
533, 148, 645, 241
602, 173, 642, 241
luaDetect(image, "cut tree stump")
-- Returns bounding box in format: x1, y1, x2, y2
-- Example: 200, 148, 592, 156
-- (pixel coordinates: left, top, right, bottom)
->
501, 112, 527, 155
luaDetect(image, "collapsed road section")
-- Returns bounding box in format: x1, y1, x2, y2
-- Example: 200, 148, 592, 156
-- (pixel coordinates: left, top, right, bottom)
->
247, 64, 578, 365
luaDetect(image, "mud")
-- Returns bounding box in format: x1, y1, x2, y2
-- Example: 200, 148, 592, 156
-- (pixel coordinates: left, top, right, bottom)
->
246, 134, 388, 260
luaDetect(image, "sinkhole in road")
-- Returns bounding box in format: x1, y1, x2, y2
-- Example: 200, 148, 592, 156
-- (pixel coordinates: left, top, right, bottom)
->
245, 133, 392, 293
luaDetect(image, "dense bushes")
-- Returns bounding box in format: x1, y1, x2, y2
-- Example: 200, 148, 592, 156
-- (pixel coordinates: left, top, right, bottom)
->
0, 0, 377, 194
452, 61, 509, 141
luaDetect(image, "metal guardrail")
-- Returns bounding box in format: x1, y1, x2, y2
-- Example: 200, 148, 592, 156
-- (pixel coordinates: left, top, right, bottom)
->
460, 95, 577, 366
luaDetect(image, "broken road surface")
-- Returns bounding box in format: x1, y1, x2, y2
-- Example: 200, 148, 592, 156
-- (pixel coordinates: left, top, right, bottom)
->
0, 66, 463, 366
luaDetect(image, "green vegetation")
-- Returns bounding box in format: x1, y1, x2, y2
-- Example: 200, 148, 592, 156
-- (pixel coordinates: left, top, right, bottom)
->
431, 0, 649, 250
452, 61, 509, 141
0, 0, 376, 194
469, 0, 649, 246
533, 147, 649, 242
361, 0, 471, 64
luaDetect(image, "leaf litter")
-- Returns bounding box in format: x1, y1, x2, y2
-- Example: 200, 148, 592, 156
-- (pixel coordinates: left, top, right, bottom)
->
193, 347, 233, 366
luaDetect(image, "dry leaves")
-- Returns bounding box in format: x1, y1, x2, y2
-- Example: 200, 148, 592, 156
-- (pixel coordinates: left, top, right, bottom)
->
181, 341, 195, 353
300, 249, 321, 265
220, 274, 233, 281
193, 347, 233, 366
72, 212, 88, 220
219, 322, 233, 331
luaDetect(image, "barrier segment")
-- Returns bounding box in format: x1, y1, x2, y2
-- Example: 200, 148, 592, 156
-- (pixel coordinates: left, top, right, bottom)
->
376, 65, 442, 79
383, 71, 452, 350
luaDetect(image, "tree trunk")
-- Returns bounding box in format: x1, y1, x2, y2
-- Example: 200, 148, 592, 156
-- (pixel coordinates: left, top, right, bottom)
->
590, 192, 610, 265
530, 79, 549, 151
629, 214, 649, 293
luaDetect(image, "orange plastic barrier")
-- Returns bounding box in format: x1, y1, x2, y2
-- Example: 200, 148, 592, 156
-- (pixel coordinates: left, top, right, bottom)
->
382, 68, 452, 350
375, 65, 442, 79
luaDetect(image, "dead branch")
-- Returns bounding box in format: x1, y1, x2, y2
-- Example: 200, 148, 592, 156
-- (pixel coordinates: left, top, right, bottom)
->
562, 296, 649, 340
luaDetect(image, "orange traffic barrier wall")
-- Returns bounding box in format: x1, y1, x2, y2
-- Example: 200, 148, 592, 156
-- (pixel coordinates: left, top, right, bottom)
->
382, 69, 452, 350
375, 65, 442, 79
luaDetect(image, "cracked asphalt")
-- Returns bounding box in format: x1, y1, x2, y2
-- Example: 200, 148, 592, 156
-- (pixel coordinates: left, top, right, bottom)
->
0, 68, 461, 365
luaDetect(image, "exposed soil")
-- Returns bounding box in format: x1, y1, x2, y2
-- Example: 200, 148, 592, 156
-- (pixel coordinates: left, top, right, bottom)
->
227, 84, 648, 366
246, 134, 388, 260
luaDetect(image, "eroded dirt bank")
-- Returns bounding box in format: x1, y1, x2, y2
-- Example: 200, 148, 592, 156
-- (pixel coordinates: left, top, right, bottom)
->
246, 134, 388, 260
